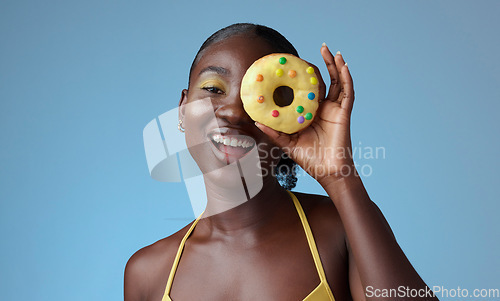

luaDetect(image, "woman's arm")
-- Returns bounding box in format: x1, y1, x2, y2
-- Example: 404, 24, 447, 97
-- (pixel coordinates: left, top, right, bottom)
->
256, 44, 437, 300
322, 172, 435, 300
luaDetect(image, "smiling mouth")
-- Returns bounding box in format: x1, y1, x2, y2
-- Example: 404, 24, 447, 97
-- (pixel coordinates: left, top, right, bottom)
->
208, 134, 256, 158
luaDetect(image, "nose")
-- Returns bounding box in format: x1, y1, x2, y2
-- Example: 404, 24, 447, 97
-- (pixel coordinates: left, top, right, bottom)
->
214, 90, 253, 125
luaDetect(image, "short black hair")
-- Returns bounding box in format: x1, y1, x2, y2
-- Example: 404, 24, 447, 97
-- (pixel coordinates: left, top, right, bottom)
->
189, 23, 299, 190
189, 23, 299, 87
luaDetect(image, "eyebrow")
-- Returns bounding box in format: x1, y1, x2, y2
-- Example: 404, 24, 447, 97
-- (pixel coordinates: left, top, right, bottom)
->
198, 66, 230, 77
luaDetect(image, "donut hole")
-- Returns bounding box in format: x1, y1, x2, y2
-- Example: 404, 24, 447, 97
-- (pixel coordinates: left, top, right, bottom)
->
273, 86, 294, 107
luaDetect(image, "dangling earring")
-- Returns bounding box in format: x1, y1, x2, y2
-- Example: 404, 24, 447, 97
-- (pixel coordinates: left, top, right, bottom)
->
177, 119, 185, 133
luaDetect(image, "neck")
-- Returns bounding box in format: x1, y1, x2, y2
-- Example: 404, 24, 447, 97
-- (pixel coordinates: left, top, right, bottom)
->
201, 174, 291, 236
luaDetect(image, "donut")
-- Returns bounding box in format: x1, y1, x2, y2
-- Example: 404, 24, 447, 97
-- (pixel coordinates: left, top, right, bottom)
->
240, 53, 320, 134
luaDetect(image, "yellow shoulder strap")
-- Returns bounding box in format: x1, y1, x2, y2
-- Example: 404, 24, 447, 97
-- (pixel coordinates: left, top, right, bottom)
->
162, 211, 205, 300
287, 191, 328, 283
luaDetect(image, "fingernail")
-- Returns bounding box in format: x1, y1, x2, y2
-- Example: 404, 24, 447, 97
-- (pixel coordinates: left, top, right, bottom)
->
322, 42, 327, 47
345, 63, 348, 67
336, 51, 341, 55
255, 121, 264, 131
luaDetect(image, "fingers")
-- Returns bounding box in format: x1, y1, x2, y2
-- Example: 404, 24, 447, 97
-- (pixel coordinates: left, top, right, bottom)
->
254, 122, 295, 151
340, 63, 354, 113
320, 44, 355, 113
327, 49, 354, 114
335, 53, 354, 113
320, 44, 341, 103
334, 50, 346, 68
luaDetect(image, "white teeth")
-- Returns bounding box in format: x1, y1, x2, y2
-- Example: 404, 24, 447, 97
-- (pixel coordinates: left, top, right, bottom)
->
210, 134, 254, 148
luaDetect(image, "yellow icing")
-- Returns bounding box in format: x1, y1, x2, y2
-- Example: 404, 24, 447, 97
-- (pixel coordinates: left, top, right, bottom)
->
240, 53, 320, 134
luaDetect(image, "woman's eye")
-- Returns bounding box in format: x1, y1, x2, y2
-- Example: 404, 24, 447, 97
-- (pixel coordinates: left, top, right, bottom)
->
203, 86, 225, 94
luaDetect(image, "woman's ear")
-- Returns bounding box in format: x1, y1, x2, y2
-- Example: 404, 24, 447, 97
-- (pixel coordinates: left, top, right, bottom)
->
178, 89, 188, 120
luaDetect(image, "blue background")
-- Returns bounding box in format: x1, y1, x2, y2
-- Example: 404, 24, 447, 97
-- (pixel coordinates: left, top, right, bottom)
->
1, 0, 499, 300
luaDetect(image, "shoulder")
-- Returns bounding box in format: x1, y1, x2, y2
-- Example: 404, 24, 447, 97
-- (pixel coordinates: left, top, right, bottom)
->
291, 191, 342, 226
291, 191, 347, 256
124, 221, 196, 301
290, 190, 351, 291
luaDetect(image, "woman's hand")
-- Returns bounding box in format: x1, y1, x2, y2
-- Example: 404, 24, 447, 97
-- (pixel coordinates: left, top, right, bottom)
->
255, 44, 356, 185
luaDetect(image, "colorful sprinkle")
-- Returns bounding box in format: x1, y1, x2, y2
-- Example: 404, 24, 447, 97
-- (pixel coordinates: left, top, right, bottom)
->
297, 116, 305, 124
257, 95, 264, 103
288, 70, 297, 78
308, 92, 315, 100
272, 110, 279, 117
306, 67, 314, 74
279, 57, 287, 64
256, 74, 264, 81
276, 69, 284, 77
305, 112, 313, 120
296, 106, 304, 113
310, 77, 318, 85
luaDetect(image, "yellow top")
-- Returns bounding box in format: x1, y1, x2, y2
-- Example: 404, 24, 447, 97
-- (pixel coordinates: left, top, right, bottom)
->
161, 191, 336, 300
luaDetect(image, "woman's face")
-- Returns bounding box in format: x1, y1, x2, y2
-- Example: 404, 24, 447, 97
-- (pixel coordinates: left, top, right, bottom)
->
180, 33, 283, 186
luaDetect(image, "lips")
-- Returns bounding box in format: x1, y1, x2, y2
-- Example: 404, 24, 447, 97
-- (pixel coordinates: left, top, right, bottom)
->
206, 127, 256, 162
210, 135, 254, 148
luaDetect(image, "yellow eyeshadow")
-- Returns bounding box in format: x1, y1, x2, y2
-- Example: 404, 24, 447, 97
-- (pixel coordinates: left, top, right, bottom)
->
199, 79, 225, 89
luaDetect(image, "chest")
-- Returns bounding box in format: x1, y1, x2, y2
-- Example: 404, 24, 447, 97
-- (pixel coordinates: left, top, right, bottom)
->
151, 230, 351, 301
